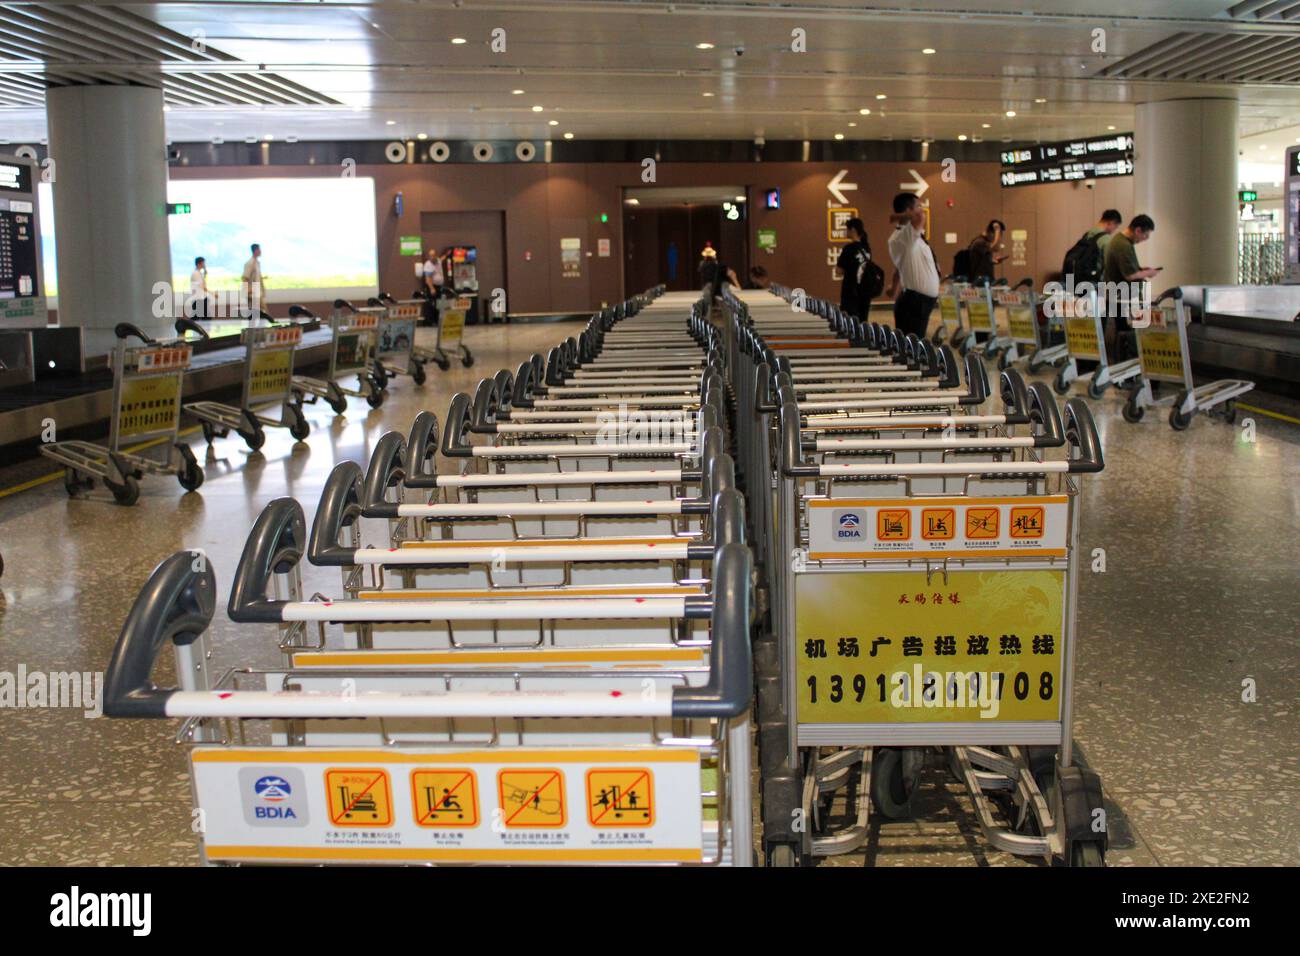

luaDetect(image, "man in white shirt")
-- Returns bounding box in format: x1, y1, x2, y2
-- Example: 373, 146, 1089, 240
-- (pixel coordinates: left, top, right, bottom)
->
886, 192, 941, 340
188, 256, 210, 319
241, 243, 265, 316
422, 249, 445, 295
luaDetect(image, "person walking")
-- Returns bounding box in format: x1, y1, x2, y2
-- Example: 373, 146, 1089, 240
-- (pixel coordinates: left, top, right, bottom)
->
837, 217, 874, 319
886, 193, 941, 340
241, 243, 265, 316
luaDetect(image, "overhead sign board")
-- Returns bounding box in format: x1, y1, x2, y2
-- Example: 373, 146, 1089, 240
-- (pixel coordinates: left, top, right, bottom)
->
999, 133, 1135, 188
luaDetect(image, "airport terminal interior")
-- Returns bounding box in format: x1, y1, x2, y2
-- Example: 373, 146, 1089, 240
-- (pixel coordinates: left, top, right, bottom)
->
0, 1, 1298, 873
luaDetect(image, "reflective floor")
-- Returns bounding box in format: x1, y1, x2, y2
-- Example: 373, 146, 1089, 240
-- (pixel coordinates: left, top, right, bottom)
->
0, 319, 1296, 866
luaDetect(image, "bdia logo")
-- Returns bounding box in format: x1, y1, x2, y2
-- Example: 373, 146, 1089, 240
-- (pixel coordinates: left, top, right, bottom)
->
239, 767, 309, 827
836, 512, 863, 539
254, 775, 292, 803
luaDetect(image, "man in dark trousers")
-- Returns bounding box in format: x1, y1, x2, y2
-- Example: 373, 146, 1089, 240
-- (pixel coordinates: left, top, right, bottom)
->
886, 193, 941, 340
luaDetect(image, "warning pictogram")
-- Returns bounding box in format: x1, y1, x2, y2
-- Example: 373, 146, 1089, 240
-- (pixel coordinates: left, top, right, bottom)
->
325, 768, 393, 827
877, 510, 910, 541
1010, 506, 1045, 539
966, 508, 999, 540
587, 768, 655, 827
498, 769, 567, 828
411, 769, 479, 828
920, 508, 955, 541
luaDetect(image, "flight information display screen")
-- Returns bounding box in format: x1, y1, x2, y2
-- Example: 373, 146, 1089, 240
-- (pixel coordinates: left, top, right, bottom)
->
999, 133, 1135, 188
0, 161, 33, 194
0, 206, 40, 300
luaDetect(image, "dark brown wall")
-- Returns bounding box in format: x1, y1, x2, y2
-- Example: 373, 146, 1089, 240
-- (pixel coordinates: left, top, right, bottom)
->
170, 161, 1133, 314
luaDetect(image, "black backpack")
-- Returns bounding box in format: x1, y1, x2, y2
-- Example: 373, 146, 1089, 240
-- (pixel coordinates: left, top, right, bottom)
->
952, 238, 979, 279
858, 257, 885, 300
1062, 232, 1105, 284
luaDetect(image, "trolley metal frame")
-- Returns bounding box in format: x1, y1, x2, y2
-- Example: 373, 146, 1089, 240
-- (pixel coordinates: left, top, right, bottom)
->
1048, 285, 1141, 399
290, 303, 386, 414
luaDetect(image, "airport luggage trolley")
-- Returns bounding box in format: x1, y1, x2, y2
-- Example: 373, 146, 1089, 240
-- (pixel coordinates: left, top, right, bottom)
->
960, 280, 1013, 359
290, 304, 386, 414
40, 319, 208, 506
1047, 286, 1139, 399
757, 370, 1108, 866
185, 321, 310, 451
421, 294, 475, 371
994, 281, 1054, 372
371, 296, 428, 386
1122, 288, 1255, 430
932, 280, 971, 353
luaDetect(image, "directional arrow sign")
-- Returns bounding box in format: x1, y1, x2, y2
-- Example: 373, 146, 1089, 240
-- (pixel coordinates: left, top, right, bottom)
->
828, 169, 858, 204
900, 169, 929, 198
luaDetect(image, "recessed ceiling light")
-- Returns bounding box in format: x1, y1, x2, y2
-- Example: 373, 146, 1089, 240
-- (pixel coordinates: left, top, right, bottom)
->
734, 195, 746, 202
958, 134, 968, 141
548, 120, 559, 126
626, 198, 639, 205
848, 122, 857, 127
1259, 144, 1268, 150
982, 123, 991, 128
1108, 125, 1117, 131
417, 133, 428, 140
834, 133, 845, 140
512, 89, 525, 95
451, 37, 467, 45
531, 105, 544, 112
922, 48, 936, 55
1034, 98, 1047, 104
163, 105, 171, 112
563, 132, 574, 139
1005, 110, 1016, 117
859, 108, 871, 115
386, 119, 396, 125
876, 94, 887, 100
702, 91, 714, 97
696, 42, 714, 49
263, 134, 273, 141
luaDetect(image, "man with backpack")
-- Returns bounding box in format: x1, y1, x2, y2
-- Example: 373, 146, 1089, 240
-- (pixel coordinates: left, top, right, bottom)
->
1062, 209, 1123, 287
837, 218, 882, 319
966, 220, 1008, 283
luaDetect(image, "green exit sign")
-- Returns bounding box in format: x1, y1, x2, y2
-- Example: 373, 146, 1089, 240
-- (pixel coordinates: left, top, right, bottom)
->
167, 202, 192, 215
1238, 190, 1258, 202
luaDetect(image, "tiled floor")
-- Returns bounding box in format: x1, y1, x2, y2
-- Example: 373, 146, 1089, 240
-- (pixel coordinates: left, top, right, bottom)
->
0, 318, 1296, 866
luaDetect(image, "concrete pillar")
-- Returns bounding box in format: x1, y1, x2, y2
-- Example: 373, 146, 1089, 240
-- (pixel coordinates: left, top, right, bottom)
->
1132, 97, 1239, 290
46, 85, 172, 357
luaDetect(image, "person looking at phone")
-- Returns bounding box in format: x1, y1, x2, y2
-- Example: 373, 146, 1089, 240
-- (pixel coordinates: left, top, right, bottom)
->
1103, 215, 1161, 360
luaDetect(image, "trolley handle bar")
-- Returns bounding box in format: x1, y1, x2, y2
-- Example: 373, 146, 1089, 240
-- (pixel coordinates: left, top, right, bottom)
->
1152, 287, 1183, 307
106, 543, 752, 721
403, 411, 440, 488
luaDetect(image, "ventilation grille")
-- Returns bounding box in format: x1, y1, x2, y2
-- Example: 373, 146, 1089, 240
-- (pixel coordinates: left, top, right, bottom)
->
0, 3, 339, 107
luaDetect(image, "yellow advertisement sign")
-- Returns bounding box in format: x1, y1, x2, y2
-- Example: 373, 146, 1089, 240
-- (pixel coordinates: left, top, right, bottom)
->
1064, 315, 1101, 360
1137, 329, 1185, 383
966, 299, 996, 333
440, 307, 466, 347
1006, 305, 1037, 344
117, 374, 181, 439
938, 296, 961, 330
249, 348, 293, 401
795, 569, 1065, 725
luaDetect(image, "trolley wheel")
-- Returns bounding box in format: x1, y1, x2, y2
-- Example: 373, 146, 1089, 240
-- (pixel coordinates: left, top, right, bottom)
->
869, 748, 917, 820
460, 350, 474, 368
63, 469, 92, 496
411, 362, 427, 386
289, 406, 311, 442
177, 458, 204, 492
1221, 399, 1237, 425
1168, 391, 1193, 431
767, 844, 798, 868
328, 394, 348, 415
366, 388, 385, 409
1027, 356, 1043, 372
1122, 392, 1145, 423
106, 474, 140, 506
1069, 840, 1106, 867
237, 424, 266, 451
1086, 376, 1107, 400
1052, 368, 1072, 396
435, 354, 451, 372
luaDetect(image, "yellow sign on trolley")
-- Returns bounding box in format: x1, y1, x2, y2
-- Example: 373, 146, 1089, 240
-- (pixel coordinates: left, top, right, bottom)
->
1064, 316, 1101, 360
1137, 329, 1184, 383
1006, 305, 1037, 344
967, 299, 996, 334
795, 569, 1066, 724
249, 348, 293, 401
117, 375, 181, 439
938, 296, 961, 331
440, 300, 468, 347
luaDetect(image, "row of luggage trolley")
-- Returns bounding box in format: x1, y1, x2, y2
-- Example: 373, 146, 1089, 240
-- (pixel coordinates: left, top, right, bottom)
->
723, 283, 1111, 866
926, 277, 1253, 429
104, 285, 766, 866
39, 295, 470, 506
